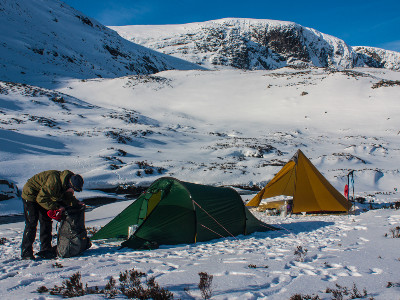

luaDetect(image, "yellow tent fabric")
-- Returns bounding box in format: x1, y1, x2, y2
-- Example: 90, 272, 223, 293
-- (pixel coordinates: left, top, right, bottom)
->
247, 150, 351, 213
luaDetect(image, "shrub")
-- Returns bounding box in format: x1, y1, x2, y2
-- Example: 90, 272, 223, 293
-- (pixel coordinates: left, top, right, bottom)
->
119, 269, 146, 297
103, 277, 118, 299
50, 96, 65, 103
389, 226, 400, 238
118, 269, 173, 299
52, 262, 63, 268
291, 283, 372, 300
290, 294, 320, 300
387, 281, 400, 288
41, 272, 87, 297
37, 269, 173, 299
248, 264, 268, 269
145, 277, 174, 299
294, 246, 308, 262
325, 283, 369, 299
372, 80, 400, 89
37, 286, 48, 293
198, 272, 213, 300
394, 201, 400, 209
135, 161, 166, 175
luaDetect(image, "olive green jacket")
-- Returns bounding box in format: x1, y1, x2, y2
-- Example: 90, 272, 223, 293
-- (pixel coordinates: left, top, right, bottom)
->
21, 170, 80, 210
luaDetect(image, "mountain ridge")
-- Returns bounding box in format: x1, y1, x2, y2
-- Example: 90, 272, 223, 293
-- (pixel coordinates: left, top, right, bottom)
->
110, 18, 400, 71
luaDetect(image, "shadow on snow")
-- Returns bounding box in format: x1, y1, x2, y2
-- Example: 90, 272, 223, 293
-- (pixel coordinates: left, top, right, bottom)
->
0, 129, 67, 155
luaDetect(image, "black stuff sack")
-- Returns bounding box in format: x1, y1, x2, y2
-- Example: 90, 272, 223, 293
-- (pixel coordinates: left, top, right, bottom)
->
57, 206, 91, 258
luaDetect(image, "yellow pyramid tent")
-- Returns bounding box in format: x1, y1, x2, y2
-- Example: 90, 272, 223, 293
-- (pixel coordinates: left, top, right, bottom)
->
246, 149, 351, 213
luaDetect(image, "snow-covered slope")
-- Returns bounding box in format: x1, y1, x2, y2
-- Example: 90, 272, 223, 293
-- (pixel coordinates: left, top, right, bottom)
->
1, 201, 400, 300
1, 67, 399, 211
0, 0, 202, 86
110, 18, 400, 71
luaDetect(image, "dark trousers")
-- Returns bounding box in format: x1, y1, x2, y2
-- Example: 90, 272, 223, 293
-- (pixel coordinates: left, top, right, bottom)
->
21, 199, 53, 257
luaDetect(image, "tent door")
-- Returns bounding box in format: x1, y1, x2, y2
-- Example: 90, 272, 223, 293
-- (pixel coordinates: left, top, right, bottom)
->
137, 190, 163, 226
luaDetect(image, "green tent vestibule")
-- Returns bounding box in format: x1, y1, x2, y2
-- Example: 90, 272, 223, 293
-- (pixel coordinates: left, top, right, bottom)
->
91, 177, 276, 249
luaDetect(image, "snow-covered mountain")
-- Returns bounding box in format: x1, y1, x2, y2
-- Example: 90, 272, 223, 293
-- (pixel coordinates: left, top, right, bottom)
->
353, 46, 400, 70
111, 18, 400, 71
0, 0, 202, 86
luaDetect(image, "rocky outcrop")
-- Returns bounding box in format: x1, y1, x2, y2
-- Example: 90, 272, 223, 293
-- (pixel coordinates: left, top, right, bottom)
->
353, 46, 400, 70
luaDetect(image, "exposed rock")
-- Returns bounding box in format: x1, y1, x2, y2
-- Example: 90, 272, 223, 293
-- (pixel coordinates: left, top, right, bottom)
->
353, 46, 400, 70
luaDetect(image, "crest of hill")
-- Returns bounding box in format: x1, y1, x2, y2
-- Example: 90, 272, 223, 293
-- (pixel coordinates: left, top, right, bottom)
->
0, 0, 202, 86
110, 18, 400, 71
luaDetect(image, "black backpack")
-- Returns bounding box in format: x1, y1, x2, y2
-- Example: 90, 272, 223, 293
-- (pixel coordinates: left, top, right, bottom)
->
57, 206, 91, 258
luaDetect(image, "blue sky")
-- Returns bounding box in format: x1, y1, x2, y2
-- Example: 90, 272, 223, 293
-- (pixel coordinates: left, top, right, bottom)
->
62, 0, 400, 52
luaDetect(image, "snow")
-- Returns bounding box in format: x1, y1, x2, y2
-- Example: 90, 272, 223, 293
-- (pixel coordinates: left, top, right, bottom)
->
1, 66, 400, 299
1, 67, 400, 206
1, 202, 400, 299
0, 0, 201, 86
1, 0, 400, 299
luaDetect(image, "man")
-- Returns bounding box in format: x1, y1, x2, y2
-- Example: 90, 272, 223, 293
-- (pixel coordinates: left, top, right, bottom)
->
21, 170, 84, 260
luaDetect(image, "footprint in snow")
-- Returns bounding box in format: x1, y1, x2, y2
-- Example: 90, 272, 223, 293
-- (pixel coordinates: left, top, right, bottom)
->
369, 268, 383, 275
98, 258, 115, 263
321, 274, 338, 282
388, 215, 400, 224
64, 266, 82, 272
271, 276, 281, 286
0, 271, 18, 281
354, 226, 368, 230
2, 258, 20, 264
163, 263, 179, 271
322, 262, 343, 269
7, 276, 44, 292
345, 266, 363, 277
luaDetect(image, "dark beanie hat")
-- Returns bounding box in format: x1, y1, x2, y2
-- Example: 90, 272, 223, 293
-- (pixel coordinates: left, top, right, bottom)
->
70, 174, 84, 192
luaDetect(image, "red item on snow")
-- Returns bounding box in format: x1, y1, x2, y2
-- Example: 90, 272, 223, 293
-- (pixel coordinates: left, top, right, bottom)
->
47, 209, 63, 221
344, 184, 349, 199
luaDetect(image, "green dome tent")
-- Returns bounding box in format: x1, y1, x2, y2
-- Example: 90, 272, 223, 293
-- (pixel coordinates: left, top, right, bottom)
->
92, 177, 276, 249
